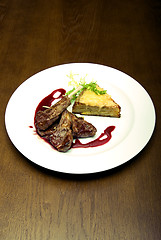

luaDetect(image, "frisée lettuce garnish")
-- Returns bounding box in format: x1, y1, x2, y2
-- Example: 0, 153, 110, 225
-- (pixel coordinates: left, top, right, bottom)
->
66, 72, 107, 102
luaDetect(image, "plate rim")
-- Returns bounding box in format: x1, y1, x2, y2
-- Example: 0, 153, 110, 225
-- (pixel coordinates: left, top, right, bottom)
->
5, 63, 156, 174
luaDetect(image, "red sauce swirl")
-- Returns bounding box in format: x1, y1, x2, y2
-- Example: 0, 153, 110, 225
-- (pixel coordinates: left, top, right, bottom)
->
72, 126, 115, 148
34, 88, 115, 149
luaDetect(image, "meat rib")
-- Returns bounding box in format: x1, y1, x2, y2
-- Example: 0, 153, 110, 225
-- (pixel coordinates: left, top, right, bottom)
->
35, 96, 70, 131
69, 112, 97, 138
49, 110, 73, 152
34, 86, 97, 152
35, 86, 83, 131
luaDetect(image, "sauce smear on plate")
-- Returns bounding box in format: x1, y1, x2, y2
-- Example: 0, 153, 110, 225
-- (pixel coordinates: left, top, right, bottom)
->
34, 88, 115, 149
72, 126, 115, 148
34, 88, 66, 114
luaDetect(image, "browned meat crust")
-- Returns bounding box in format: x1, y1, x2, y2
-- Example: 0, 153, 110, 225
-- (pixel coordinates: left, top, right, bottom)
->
69, 112, 97, 138
34, 96, 97, 152
35, 96, 71, 131
49, 110, 73, 152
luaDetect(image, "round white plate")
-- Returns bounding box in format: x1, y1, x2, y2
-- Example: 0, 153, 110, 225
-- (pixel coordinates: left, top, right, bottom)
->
5, 63, 156, 174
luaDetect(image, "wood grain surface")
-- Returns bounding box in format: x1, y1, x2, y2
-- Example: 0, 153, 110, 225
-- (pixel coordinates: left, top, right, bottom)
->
0, 0, 161, 239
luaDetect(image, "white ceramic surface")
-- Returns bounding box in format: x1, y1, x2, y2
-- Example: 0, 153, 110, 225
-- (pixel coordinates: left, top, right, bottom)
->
5, 63, 156, 174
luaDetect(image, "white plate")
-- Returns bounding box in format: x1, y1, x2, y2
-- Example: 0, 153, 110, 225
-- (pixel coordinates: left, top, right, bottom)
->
5, 63, 156, 174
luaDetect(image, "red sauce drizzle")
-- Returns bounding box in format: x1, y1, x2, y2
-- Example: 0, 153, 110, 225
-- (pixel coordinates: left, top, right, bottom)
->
72, 126, 115, 148
34, 88, 115, 149
35, 88, 66, 114
34, 88, 66, 124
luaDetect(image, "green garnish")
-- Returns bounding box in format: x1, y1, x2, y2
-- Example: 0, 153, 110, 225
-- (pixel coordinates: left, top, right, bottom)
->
66, 71, 107, 102
81, 82, 107, 95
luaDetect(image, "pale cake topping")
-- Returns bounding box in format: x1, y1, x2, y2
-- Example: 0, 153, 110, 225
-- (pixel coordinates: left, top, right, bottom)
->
72, 84, 121, 117
77, 87, 116, 108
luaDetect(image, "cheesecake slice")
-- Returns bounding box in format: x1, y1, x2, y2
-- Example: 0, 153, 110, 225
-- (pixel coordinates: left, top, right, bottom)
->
72, 85, 121, 117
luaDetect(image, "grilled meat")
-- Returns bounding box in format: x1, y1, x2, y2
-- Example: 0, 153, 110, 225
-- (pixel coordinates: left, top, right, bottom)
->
49, 110, 73, 152
35, 96, 71, 131
34, 87, 97, 152
36, 110, 97, 152
36, 119, 59, 139
69, 112, 97, 138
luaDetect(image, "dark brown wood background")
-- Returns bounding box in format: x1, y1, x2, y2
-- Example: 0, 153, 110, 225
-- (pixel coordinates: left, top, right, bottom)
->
0, 0, 160, 239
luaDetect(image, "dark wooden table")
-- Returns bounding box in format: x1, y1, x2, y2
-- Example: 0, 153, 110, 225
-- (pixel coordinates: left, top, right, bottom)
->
0, 0, 160, 239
